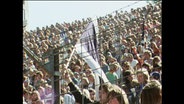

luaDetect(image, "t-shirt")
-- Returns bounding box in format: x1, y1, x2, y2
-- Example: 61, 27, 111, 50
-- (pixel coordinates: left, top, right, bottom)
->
64, 93, 75, 104
106, 72, 118, 84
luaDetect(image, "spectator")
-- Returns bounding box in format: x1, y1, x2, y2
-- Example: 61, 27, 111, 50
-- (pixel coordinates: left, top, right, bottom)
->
143, 50, 153, 65
106, 63, 119, 84
64, 72, 112, 104
85, 68, 103, 101
87, 73, 95, 89
122, 70, 139, 104
100, 57, 110, 74
142, 62, 152, 75
31, 90, 45, 104
44, 84, 53, 104
152, 55, 161, 68
107, 84, 129, 104
23, 89, 32, 104
140, 80, 162, 104
127, 53, 139, 69
150, 71, 161, 81
88, 88, 96, 102
80, 77, 90, 98
63, 86, 76, 104
150, 41, 160, 57
135, 68, 150, 104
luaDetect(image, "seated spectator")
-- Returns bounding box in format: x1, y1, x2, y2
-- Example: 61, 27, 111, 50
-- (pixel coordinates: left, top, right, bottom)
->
44, 84, 53, 104
106, 63, 119, 84
150, 71, 161, 82
135, 68, 150, 103
63, 86, 76, 104
88, 88, 96, 102
107, 84, 129, 104
31, 90, 45, 104
122, 70, 139, 104
140, 80, 162, 104
100, 57, 110, 74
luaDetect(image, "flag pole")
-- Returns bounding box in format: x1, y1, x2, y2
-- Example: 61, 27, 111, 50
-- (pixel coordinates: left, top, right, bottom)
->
66, 48, 76, 68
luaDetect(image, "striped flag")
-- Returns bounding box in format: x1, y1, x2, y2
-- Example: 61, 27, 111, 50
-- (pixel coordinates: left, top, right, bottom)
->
75, 22, 108, 83
75, 22, 108, 101
79, 22, 99, 62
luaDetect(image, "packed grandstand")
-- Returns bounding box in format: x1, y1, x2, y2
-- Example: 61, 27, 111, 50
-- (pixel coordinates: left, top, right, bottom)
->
23, 1, 162, 104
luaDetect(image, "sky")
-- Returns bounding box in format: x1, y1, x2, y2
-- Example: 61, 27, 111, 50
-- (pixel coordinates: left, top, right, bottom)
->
25, 1, 150, 31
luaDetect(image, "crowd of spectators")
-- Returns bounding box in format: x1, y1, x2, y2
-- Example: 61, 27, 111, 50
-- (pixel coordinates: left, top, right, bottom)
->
23, 1, 162, 104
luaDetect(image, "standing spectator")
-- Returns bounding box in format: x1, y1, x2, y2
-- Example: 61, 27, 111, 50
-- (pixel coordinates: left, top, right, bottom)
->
64, 72, 113, 104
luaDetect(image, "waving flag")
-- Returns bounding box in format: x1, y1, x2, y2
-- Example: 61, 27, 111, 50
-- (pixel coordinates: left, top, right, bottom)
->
75, 22, 108, 83
75, 22, 108, 101
79, 22, 99, 62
